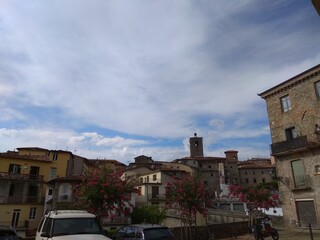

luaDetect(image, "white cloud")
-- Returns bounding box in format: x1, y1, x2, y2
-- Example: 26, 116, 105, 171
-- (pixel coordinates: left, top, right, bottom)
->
0, 1, 319, 161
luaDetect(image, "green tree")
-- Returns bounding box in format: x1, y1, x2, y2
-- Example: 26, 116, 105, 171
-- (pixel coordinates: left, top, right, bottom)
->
131, 205, 166, 224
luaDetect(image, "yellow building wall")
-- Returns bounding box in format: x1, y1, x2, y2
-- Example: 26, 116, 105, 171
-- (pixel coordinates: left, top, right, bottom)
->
0, 148, 74, 231
0, 204, 44, 230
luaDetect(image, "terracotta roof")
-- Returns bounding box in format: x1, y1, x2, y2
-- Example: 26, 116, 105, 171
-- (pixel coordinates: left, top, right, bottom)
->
87, 159, 125, 166
238, 159, 273, 169
174, 156, 225, 161
0, 152, 51, 162
16, 147, 49, 151
46, 175, 82, 184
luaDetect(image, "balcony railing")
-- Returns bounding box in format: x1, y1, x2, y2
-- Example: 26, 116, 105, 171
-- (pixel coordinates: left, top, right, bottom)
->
289, 175, 312, 190
270, 136, 309, 155
0, 172, 44, 181
147, 194, 166, 201
0, 195, 43, 204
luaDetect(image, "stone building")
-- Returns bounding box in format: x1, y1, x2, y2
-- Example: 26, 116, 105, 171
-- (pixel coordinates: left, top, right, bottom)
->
173, 133, 239, 198
259, 64, 320, 227
238, 158, 276, 187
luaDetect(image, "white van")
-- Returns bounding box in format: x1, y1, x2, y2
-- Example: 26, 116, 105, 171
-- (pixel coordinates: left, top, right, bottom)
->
36, 210, 111, 240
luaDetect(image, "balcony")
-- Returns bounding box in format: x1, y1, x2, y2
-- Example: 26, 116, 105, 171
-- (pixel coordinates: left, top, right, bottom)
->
0, 195, 43, 204
289, 175, 312, 191
0, 172, 44, 181
147, 194, 166, 201
270, 136, 312, 155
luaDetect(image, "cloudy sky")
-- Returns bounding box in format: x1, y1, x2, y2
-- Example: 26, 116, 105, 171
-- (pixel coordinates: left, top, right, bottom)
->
0, 1, 319, 163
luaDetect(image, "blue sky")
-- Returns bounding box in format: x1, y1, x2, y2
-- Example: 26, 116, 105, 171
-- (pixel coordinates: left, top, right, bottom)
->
0, 1, 320, 163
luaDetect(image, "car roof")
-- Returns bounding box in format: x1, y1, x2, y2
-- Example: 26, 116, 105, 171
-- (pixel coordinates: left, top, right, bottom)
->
45, 210, 96, 219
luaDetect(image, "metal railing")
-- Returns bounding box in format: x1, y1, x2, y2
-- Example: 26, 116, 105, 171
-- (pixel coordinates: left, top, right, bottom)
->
270, 136, 309, 155
0, 172, 44, 181
290, 175, 312, 190
0, 195, 43, 204
147, 194, 166, 201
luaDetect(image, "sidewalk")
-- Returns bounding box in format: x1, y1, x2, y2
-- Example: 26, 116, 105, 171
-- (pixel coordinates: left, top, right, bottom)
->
220, 227, 320, 240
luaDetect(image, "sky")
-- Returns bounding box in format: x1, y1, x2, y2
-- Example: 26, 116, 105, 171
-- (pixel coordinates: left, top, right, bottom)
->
0, 1, 320, 164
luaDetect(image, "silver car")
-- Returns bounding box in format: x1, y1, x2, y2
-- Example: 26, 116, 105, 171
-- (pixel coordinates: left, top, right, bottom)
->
112, 224, 175, 240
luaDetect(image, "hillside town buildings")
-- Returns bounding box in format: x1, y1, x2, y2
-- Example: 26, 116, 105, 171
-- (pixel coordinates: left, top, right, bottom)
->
0, 133, 276, 237
259, 64, 320, 227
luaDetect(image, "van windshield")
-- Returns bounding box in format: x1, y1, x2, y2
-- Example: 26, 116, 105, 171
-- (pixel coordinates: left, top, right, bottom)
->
52, 218, 103, 237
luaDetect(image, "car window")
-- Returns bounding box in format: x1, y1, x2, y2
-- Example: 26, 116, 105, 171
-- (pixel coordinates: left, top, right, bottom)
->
0, 230, 19, 240
143, 228, 174, 240
37, 217, 45, 232
42, 217, 53, 236
113, 227, 126, 239
52, 218, 103, 236
124, 227, 136, 238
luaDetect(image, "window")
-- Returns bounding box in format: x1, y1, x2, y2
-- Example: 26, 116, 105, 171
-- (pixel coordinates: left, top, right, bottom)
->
50, 168, 57, 180
281, 95, 292, 112
137, 187, 142, 196
261, 170, 264, 174
245, 178, 249, 183
253, 171, 255, 175
8, 164, 21, 173
262, 178, 265, 183
253, 178, 257, 183
315, 81, 320, 98
28, 185, 38, 197
52, 152, 58, 160
48, 189, 53, 195
245, 171, 247, 175
29, 207, 37, 219
152, 186, 159, 198
153, 174, 157, 181
291, 159, 306, 188
285, 127, 297, 140
139, 177, 143, 183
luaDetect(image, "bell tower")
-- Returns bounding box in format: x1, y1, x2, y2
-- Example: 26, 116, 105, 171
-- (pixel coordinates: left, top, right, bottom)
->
189, 133, 204, 157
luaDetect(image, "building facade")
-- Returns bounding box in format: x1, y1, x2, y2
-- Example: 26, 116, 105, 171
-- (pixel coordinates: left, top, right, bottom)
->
238, 158, 276, 187
0, 147, 75, 237
259, 64, 320, 227
173, 134, 239, 198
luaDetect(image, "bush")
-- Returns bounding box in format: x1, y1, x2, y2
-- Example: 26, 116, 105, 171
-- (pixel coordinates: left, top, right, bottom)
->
131, 206, 166, 224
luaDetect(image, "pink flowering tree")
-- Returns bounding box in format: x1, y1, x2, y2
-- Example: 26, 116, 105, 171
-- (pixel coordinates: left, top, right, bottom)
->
229, 184, 279, 210
73, 167, 136, 221
166, 174, 207, 240
229, 184, 279, 225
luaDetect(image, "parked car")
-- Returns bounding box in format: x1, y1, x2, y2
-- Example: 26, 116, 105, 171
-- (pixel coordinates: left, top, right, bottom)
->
35, 210, 111, 240
0, 225, 21, 240
112, 224, 175, 240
